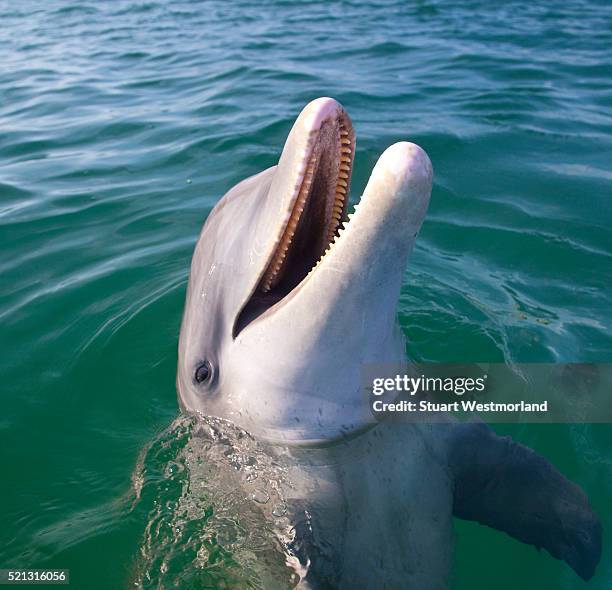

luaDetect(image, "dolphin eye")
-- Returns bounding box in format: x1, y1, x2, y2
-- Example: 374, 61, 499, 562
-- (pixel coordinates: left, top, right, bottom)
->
195, 360, 214, 384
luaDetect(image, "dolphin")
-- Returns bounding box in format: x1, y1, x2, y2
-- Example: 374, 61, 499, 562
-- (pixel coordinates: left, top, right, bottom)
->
176, 97, 602, 587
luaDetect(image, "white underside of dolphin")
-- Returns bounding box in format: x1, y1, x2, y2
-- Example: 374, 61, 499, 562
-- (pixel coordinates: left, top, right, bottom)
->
176, 98, 602, 587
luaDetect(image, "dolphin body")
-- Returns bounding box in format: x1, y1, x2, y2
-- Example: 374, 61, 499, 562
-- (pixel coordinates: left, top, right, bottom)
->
177, 98, 602, 587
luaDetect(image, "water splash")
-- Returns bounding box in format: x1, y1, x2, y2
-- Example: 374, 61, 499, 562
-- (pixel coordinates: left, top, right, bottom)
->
129, 415, 304, 589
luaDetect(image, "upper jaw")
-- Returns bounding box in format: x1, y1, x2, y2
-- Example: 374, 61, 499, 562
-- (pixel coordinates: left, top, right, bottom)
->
259, 101, 355, 293
233, 97, 355, 336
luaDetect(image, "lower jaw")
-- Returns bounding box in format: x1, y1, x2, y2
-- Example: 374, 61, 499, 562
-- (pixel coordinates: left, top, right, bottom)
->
229, 411, 378, 447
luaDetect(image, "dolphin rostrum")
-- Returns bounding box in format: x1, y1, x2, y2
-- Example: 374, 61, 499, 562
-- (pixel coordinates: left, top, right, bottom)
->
177, 97, 601, 587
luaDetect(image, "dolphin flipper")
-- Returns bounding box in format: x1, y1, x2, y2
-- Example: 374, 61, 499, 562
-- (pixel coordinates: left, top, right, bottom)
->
447, 423, 602, 580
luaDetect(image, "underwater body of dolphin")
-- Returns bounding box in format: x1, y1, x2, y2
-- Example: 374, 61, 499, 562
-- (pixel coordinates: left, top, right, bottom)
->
177, 98, 601, 587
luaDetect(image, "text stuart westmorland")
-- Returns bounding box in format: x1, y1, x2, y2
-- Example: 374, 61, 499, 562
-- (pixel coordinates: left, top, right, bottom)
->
370, 373, 548, 414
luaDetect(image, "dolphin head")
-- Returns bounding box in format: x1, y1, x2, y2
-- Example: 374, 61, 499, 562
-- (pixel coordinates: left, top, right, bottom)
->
177, 97, 432, 444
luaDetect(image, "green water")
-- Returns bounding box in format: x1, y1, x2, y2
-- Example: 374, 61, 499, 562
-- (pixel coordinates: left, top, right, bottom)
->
1, 0, 611, 588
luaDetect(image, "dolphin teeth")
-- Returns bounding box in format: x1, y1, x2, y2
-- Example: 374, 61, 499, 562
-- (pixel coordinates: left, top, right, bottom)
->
256, 112, 357, 295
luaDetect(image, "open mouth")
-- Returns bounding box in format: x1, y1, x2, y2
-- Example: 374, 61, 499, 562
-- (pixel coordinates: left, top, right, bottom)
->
234, 110, 356, 336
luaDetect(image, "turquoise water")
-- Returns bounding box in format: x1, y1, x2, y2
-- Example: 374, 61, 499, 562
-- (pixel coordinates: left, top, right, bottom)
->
1, 0, 611, 588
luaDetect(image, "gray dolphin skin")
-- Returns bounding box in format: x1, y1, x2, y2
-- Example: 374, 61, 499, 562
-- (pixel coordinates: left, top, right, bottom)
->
177, 98, 602, 587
